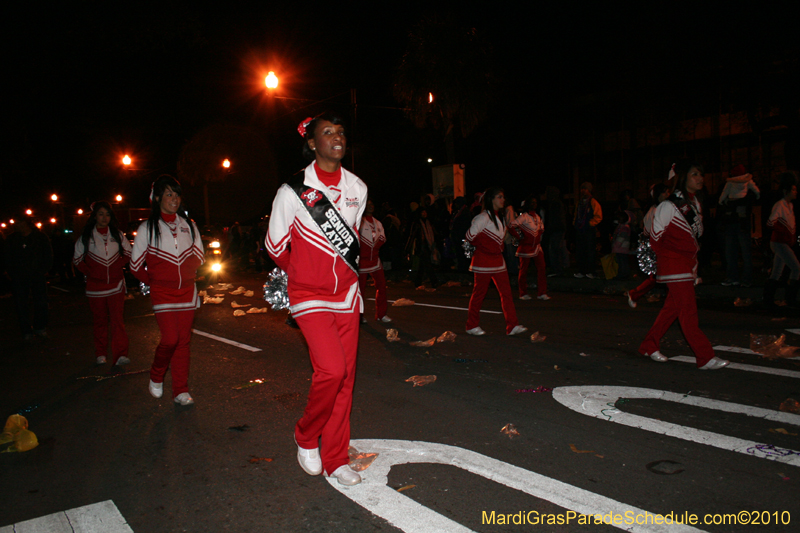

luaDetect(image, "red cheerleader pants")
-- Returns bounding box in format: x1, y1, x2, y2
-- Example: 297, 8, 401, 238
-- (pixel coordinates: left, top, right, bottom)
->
358, 268, 388, 320
518, 254, 547, 297
88, 291, 129, 363
467, 271, 519, 334
294, 310, 359, 474
629, 274, 656, 302
151, 309, 195, 397
638, 280, 714, 367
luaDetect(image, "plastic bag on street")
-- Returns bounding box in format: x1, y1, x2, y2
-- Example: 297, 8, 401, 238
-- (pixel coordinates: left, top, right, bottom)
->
750, 333, 800, 359
392, 298, 415, 306
386, 329, 400, 342
437, 331, 457, 343
348, 446, 379, 472
501, 423, 520, 438
409, 338, 436, 347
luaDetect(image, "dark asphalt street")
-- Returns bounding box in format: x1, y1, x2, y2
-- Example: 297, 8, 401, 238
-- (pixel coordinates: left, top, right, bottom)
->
1, 272, 799, 532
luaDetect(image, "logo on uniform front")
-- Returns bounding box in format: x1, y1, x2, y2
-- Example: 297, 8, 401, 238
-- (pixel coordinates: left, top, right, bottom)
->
345, 197, 359, 208
301, 189, 321, 207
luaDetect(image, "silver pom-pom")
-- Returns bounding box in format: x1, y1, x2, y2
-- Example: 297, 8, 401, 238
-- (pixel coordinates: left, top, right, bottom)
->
510, 237, 520, 247
636, 234, 656, 275
263, 267, 290, 310
139, 282, 150, 296
462, 239, 476, 259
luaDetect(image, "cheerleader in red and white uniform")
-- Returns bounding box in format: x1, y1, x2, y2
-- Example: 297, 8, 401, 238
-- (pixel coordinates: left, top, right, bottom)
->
465, 187, 528, 336
625, 183, 670, 308
130, 175, 204, 405
267, 112, 367, 486
509, 195, 550, 301
638, 161, 729, 369
764, 172, 799, 308
73, 201, 131, 366
359, 199, 391, 323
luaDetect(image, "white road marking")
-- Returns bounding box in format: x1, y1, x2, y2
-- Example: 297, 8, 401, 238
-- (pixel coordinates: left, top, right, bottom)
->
670, 356, 800, 379
786, 329, 800, 335
192, 329, 262, 352
329, 439, 705, 533
48, 285, 70, 293
0, 500, 133, 532
714, 344, 800, 360
552, 386, 800, 467
380, 298, 502, 314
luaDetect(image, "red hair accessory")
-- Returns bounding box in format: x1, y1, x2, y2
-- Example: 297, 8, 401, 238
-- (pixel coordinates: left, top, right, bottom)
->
297, 117, 313, 138
668, 163, 676, 181
89, 202, 97, 212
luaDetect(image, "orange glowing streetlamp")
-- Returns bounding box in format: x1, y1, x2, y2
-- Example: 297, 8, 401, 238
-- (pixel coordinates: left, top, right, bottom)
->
222, 158, 231, 169
25, 209, 33, 216
428, 92, 434, 103
115, 194, 123, 203
36, 222, 42, 228
50, 218, 57, 224
77, 209, 84, 215
265, 71, 279, 90
122, 154, 132, 166
51, 194, 59, 202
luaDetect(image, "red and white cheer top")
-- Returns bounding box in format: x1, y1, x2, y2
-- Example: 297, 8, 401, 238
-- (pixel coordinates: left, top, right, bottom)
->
130, 214, 204, 313
650, 193, 702, 283
358, 215, 385, 274
465, 211, 507, 274
509, 211, 543, 258
768, 199, 795, 245
267, 163, 367, 318
73, 227, 132, 297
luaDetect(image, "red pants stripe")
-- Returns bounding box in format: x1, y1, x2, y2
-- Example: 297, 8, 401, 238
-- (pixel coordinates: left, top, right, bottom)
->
151, 310, 195, 397
88, 292, 129, 363
467, 271, 519, 334
294, 310, 359, 474
359, 269, 388, 320
518, 255, 547, 297
638, 281, 714, 367
628, 275, 656, 302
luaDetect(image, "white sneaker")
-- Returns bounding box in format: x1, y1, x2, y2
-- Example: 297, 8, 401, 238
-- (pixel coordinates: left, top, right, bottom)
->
174, 392, 194, 405
646, 351, 668, 363
296, 438, 323, 475
625, 291, 637, 308
149, 380, 163, 398
573, 273, 585, 278
466, 327, 486, 336
360, 315, 367, 324
327, 465, 361, 486
537, 294, 551, 301
508, 325, 528, 336
585, 273, 596, 279
115, 356, 131, 366
96, 356, 107, 365
379, 316, 393, 323
519, 294, 532, 300
699, 357, 730, 370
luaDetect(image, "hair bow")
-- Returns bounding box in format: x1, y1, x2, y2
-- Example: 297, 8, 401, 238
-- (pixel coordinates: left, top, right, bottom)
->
297, 117, 313, 138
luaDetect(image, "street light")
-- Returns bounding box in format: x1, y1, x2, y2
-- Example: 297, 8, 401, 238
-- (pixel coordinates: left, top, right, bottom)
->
51, 194, 59, 202
26, 209, 33, 216
50, 218, 57, 224
77, 209, 84, 215
222, 158, 231, 169
115, 194, 123, 203
265, 71, 279, 90
122, 155, 132, 166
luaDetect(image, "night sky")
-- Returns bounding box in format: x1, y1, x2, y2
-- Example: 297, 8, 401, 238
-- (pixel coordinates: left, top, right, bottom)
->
4, 2, 799, 224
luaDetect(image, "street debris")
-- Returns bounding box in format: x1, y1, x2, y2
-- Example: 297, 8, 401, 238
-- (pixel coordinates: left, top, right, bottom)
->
77, 369, 149, 381
229, 286, 247, 295
779, 398, 800, 414
769, 428, 798, 436
416, 286, 436, 292
228, 425, 249, 432
231, 301, 251, 308
443, 280, 462, 287
733, 297, 753, 307
515, 386, 552, 393
437, 331, 457, 343
392, 298, 415, 306
198, 290, 207, 297
645, 460, 685, 475
246, 307, 268, 314
454, 358, 488, 363
554, 365, 561, 371
409, 338, 436, 347
249, 456, 273, 463
243, 290, 255, 298
569, 444, 595, 454
233, 379, 265, 390
217, 283, 235, 290
579, 352, 590, 357
386, 329, 400, 342
1, 415, 38, 453
530, 332, 546, 343
646, 294, 661, 303
397, 485, 416, 492
500, 424, 520, 438
348, 446, 379, 471
750, 334, 800, 359
203, 295, 224, 304
406, 375, 436, 387
746, 444, 800, 458
233, 309, 246, 316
